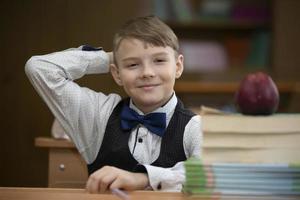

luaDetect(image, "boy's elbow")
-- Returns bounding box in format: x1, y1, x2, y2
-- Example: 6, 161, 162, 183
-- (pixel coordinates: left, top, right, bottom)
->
24, 56, 39, 77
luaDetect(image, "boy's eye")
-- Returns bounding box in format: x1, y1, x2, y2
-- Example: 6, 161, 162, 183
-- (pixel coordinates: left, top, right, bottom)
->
154, 58, 166, 63
127, 63, 138, 68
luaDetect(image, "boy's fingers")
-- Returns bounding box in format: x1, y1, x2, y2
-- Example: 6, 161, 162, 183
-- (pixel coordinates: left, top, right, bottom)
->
86, 168, 107, 193
86, 175, 100, 193
86, 166, 128, 193
99, 174, 117, 193
109, 177, 124, 190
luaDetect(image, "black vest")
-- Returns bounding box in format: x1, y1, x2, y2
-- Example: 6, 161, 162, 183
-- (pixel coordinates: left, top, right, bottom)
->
87, 98, 195, 175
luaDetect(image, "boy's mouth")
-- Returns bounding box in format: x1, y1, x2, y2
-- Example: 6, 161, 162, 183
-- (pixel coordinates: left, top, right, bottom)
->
138, 84, 159, 90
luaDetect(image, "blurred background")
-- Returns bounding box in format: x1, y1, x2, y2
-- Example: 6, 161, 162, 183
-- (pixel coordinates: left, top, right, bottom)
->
0, 0, 300, 187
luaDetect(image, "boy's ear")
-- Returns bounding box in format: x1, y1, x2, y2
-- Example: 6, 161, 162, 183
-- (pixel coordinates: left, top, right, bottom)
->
175, 54, 184, 78
110, 64, 123, 86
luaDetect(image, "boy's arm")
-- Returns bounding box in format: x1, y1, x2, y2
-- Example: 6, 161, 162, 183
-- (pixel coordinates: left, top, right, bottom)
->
25, 46, 121, 163
86, 166, 149, 193
144, 115, 202, 191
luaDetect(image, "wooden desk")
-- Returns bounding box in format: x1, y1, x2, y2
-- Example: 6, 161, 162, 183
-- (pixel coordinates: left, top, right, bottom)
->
175, 81, 297, 94
1, 187, 300, 200
35, 137, 88, 188
0, 187, 187, 200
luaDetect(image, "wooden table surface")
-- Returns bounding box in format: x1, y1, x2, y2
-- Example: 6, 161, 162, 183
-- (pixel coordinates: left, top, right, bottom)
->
1, 187, 300, 200
0, 187, 190, 200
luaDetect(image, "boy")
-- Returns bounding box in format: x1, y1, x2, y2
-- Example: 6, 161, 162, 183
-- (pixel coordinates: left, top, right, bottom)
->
25, 16, 202, 193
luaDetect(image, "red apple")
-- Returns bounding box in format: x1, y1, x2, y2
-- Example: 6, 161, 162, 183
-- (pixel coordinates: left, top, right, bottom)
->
235, 72, 279, 115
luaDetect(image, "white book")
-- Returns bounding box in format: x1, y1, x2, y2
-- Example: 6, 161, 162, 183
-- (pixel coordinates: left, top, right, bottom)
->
203, 131, 300, 148
203, 114, 300, 134
202, 147, 300, 164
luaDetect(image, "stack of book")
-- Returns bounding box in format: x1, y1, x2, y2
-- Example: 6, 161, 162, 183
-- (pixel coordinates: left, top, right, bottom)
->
202, 114, 300, 164
184, 158, 300, 198
184, 112, 300, 198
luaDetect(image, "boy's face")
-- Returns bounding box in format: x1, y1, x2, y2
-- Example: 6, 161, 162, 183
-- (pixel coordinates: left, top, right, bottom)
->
111, 38, 184, 113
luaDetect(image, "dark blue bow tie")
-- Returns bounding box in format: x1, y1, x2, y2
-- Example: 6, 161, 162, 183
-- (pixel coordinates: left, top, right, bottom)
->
120, 105, 166, 137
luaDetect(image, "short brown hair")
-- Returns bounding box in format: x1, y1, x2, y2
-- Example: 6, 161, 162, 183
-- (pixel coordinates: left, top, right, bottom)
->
113, 15, 179, 55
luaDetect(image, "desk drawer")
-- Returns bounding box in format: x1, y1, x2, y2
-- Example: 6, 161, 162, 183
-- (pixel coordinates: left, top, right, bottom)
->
48, 148, 88, 188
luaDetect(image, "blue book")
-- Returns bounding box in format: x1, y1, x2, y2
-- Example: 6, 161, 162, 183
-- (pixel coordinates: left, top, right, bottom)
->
184, 158, 300, 196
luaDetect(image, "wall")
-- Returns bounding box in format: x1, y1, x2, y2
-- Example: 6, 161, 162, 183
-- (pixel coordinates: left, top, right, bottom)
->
0, 0, 145, 187
273, 0, 300, 80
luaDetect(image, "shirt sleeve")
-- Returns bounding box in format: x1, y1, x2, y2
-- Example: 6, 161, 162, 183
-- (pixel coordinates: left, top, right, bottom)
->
143, 115, 202, 191
143, 162, 185, 191
25, 46, 121, 163
184, 115, 202, 158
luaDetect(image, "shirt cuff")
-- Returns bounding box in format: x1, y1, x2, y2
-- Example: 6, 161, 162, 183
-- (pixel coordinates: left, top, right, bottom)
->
81, 44, 102, 51
80, 45, 110, 74
143, 163, 185, 192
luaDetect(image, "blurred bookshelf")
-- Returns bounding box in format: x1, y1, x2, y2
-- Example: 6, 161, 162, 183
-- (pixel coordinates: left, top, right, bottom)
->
153, 0, 271, 75
149, 0, 300, 112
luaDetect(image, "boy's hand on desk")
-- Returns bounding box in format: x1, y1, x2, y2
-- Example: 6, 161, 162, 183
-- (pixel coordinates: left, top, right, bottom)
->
86, 166, 149, 193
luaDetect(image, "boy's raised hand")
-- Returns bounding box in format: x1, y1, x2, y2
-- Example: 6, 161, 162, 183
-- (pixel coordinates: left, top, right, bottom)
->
107, 52, 114, 65
86, 166, 149, 193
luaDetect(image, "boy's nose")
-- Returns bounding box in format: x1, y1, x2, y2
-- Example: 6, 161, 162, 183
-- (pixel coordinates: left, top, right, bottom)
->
141, 63, 155, 78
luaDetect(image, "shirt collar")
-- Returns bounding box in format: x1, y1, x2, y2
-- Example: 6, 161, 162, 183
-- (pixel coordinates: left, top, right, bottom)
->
129, 93, 178, 126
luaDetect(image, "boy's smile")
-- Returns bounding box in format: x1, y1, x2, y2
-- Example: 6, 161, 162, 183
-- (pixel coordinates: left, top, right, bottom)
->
111, 38, 184, 114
